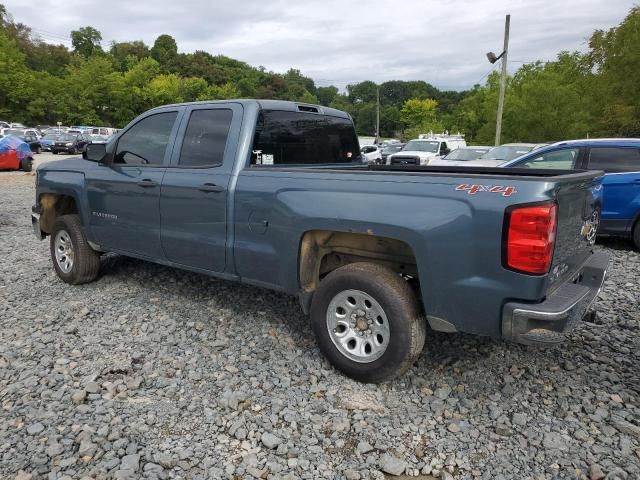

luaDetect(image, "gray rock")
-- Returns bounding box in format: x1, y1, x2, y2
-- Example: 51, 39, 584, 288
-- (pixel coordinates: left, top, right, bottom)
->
356, 440, 374, 454
261, 432, 282, 449
120, 454, 140, 472
71, 389, 87, 405
26, 423, 45, 435
85, 381, 100, 394
380, 453, 406, 476
153, 452, 175, 468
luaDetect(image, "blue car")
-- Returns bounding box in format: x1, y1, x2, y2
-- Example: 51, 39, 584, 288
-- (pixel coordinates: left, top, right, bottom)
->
503, 139, 640, 248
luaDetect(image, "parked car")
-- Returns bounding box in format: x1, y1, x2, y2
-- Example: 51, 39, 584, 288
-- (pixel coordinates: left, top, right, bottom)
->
0, 121, 9, 129
43, 127, 68, 135
0, 135, 33, 171
88, 134, 113, 145
40, 133, 61, 151
18, 132, 42, 154
503, 139, 640, 248
31, 100, 608, 383
429, 146, 492, 166
90, 127, 118, 138
473, 143, 544, 167
51, 133, 91, 154
360, 145, 382, 164
380, 143, 405, 163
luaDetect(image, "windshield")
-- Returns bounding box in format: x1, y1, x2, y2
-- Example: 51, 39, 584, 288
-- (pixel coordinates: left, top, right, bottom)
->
382, 144, 404, 154
58, 134, 78, 142
5, 129, 23, 136
444, 148, 489, 161
403, 140, 439, 153
43, 134, 60, 140
481, 145, 533, 161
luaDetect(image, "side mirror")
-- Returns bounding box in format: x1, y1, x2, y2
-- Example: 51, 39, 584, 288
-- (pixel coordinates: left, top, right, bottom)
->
83, 143, 107, 162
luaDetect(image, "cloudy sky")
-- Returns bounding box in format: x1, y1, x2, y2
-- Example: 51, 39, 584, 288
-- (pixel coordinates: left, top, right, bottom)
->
4, 0, 634, 91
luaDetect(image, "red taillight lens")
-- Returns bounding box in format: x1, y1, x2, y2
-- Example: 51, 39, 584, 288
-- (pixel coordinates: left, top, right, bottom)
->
505, 203, 557, 274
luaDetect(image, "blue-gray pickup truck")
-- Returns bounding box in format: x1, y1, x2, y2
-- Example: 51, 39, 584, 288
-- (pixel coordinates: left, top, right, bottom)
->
31, 100, 609, 382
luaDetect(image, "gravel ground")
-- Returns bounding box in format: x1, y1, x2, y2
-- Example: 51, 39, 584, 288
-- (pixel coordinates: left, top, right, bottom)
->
1, 168, 639, 480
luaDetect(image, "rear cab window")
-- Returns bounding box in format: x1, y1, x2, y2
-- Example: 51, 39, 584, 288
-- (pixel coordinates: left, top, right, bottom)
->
588, 147, 640, 173
251, 110, 360, 166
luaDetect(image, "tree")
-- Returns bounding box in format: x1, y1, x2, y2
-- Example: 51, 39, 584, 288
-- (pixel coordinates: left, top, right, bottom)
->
71, 26, 103, 57
151, 34, 178, 73
347, 80, 378, 104
110, 41, 149, 71
400, 98, 442, 137
316, 86, 338, 106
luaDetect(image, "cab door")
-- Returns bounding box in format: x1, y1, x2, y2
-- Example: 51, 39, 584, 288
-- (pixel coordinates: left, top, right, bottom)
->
85, 108, 182, 258
159, 103, 242, 272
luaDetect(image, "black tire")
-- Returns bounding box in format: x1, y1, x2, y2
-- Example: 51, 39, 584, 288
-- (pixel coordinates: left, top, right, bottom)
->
20, 157, 33, 172
36, 146, 42, 154
69, 147, 77, 155
50, 214, 100, 285
52, 151, 58, 155
633, 220, 640, 250
310, 262, 426, 383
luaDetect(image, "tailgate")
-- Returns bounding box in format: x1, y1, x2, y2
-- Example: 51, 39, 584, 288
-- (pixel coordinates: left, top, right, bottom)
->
547, 173, 602, 290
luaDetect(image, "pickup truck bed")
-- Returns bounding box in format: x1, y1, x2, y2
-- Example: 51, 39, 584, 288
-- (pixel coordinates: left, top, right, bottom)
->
31, 99, 609, 382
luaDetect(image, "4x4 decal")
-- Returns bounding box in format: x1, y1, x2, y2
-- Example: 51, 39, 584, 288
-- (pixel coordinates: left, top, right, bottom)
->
455, 184, 517, 197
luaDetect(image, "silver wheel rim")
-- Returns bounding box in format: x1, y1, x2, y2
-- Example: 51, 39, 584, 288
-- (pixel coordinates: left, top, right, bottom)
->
326, 289, 390, 363
54, 230, 74, 274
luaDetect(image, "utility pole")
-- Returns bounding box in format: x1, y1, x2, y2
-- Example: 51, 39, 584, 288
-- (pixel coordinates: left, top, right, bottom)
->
495, 14, 510, 146
375, 86, 380, 144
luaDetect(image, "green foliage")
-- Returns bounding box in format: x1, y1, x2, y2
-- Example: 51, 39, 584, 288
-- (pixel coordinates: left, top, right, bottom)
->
151, 34, 178, 73
400, 98, 443, 137
71, 26, 102, 57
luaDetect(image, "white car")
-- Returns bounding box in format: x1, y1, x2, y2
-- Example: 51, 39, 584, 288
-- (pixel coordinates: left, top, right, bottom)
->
360, 145, 382, 164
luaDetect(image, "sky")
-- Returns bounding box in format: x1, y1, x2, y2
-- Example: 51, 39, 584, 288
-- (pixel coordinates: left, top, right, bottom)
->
4, 0, 635, 91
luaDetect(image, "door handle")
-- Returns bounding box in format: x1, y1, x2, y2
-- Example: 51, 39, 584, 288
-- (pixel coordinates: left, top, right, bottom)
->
199, 183, 225, 193
137, 179, 158, 188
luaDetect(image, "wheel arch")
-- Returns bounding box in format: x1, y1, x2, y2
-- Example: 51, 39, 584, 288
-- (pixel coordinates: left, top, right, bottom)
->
38, 192, 81, 235
298, 229, 419, 302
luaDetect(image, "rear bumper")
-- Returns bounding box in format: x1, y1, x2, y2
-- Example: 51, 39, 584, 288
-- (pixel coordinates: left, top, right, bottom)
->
502, 251, 609, 345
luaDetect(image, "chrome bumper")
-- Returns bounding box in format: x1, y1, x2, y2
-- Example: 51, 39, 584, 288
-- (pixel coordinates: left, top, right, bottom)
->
502, 251, 610, 345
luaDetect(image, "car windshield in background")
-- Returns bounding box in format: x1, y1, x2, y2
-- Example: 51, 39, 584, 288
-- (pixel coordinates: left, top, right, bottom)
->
481, 145, 533, 161
43, 134, 60, 140
252, 110, 360, 165
382, 144, 404, 153
5, 129, 23, 136
58, 134, 77, 142
444, 148, 490, 161
403, 140, 439, 153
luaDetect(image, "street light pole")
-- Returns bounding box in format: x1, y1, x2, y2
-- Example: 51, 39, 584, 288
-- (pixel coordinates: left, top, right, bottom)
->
495, 14, 510, 146
376, 86, 380, 144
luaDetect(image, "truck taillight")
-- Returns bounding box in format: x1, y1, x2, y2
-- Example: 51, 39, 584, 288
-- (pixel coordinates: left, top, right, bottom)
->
505, 203, 557, 275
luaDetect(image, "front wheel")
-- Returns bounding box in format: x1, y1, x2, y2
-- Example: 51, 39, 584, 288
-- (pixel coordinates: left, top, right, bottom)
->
52, 151, 58, 155
69, 147, 77, 155
50, 214, 101, 285
310, 262, 426, 383
35, 146, 42, 154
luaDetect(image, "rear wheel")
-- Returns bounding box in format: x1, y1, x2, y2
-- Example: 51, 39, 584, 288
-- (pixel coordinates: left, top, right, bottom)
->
52, 151, 58, 155
310, 262, 426, 383
20, 157, 33, 172
69, 147, 77, 155
633, 220, 640, 250
35, 146, 42, 154
50, 214, 100, 285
